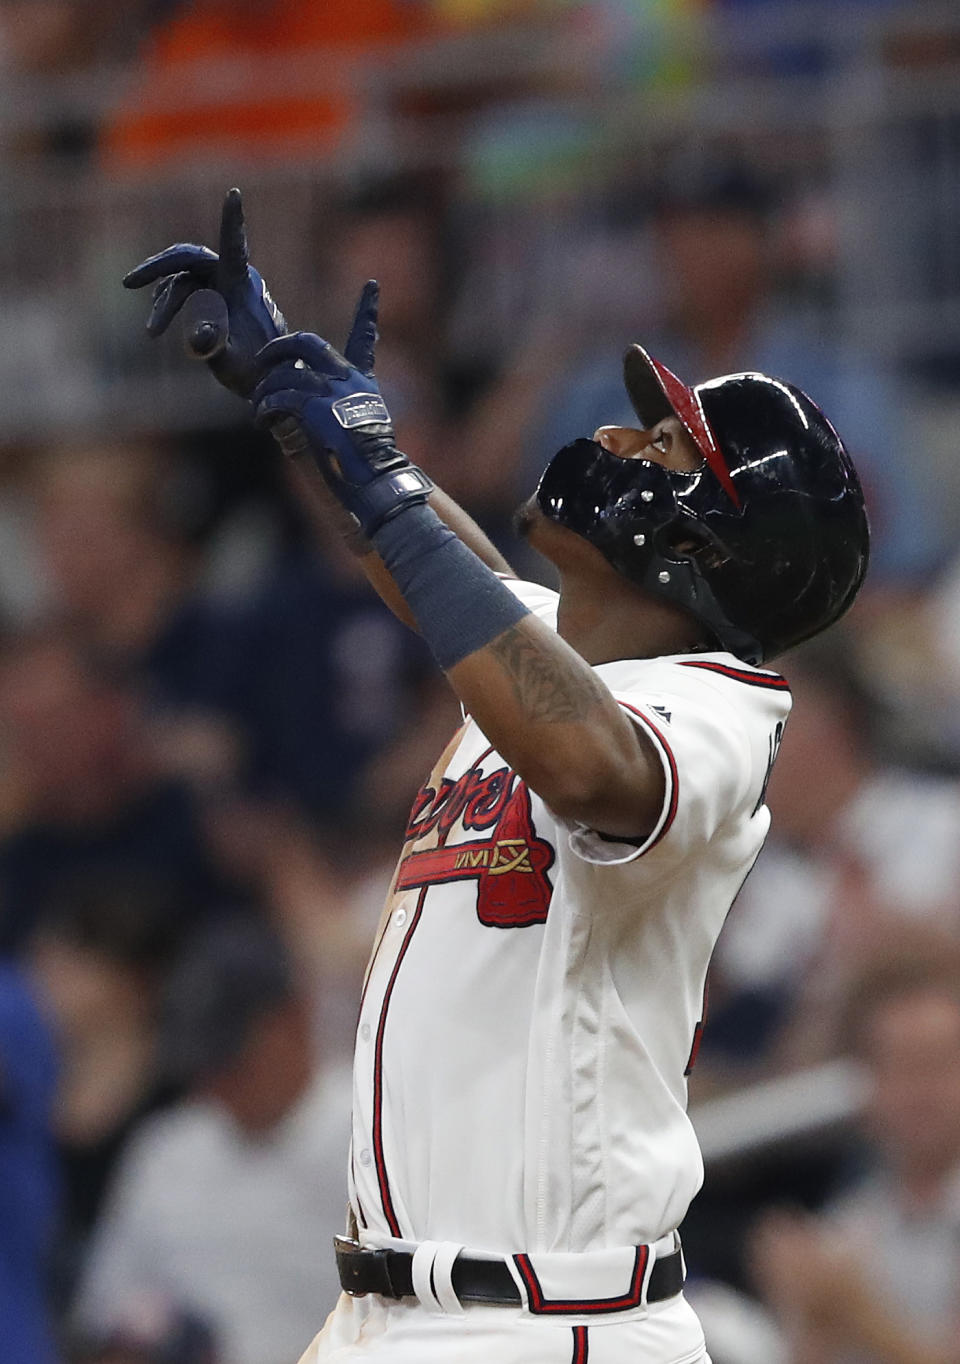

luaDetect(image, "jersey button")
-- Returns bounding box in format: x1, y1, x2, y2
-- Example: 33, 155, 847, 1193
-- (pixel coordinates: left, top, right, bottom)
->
359, 1023, 371, 1042
359, 1148, 372, 1167
393, 908, 408, 927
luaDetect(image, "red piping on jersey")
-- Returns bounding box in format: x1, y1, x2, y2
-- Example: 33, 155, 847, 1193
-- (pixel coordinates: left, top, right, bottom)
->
368, 743, 502, 1233
359, 745, 497, 1013
677, 660, 790, 690
618, 703, 678, 851
571, 1326, 589, 1363
371, 887, 427, 1237
513, 1244, 648, 1314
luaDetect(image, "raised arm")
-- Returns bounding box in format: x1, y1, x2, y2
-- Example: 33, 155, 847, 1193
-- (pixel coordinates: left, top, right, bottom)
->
252, 330, 664, 840
124, 192, 663, 836
286, 435, 514, 631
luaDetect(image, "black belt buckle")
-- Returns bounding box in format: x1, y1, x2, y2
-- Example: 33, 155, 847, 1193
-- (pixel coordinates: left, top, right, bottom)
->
334, 1235, 405, 1300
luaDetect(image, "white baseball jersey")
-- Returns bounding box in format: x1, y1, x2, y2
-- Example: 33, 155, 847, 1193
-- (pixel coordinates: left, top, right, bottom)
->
349, 577, 790, 1246
334, 577, 789, 1358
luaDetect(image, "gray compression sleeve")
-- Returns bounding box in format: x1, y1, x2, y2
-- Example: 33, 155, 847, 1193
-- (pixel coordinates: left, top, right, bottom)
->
371, 503, 530, 671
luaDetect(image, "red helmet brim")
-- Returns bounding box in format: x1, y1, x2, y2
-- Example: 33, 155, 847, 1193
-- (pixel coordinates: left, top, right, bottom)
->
623, 344, 741, 507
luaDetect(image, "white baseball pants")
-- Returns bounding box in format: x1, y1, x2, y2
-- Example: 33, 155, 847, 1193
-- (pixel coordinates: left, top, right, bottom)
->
297, 1291, 711, 1363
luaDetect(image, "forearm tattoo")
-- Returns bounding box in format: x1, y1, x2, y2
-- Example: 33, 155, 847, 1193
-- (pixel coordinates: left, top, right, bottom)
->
489, 623, 609, 724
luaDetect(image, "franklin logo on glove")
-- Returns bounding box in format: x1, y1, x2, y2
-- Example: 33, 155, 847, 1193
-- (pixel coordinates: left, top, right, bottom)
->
332, 394, 391, 429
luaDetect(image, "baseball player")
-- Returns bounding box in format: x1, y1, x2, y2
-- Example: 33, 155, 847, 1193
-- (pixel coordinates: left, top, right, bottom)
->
125, 192, 869, 1364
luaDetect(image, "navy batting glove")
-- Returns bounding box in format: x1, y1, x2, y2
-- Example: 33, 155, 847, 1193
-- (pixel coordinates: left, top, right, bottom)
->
123, 187, 286, 398
253, 283, 433, 537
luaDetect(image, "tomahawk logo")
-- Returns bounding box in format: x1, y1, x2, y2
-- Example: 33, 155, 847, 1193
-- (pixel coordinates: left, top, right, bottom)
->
398, 762, 555, 927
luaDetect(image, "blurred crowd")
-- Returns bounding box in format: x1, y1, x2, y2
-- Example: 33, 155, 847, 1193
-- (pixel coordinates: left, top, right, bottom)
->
0, 2, 959, 1363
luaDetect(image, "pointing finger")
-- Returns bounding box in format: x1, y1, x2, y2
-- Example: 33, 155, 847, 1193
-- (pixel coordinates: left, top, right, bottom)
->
217, 187, 249, 285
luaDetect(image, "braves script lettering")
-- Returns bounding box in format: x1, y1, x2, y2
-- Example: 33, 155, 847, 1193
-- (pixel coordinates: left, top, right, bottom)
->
400, 762, 554, 927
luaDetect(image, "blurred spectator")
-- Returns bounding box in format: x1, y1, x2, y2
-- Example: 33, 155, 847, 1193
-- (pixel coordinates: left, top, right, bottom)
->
684, 1277, 786, 1364
0, 2, 157, 77
0, 444, 53, 629
100, 0, 437, 172
29, 435, 254, 800
891, 548, 960, 767
204, 542, 437, 823
72, 1297, 219, 1364
705, 647, 960, 1074
0, 629, 235, 955
749, 931, 960, 1363
0, 959, 60, 1364
202, 794, 434, 1054
32, 437, 240, 706
72, 919, 351, 1364
0, 1, 160, 165
25, 874, 187, 1295
31, 435, 439, 825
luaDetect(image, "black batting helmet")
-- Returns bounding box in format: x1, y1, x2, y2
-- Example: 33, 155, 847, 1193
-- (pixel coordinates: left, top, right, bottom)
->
535, 346, 870, 664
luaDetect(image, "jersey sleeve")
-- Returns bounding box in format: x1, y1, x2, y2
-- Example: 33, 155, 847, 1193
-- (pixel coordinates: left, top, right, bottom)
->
563, 656, 791, 872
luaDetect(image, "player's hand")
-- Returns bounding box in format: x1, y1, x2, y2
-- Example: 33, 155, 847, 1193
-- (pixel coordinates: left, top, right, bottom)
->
252, 282, 432, 536
122, 187, 286, 398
